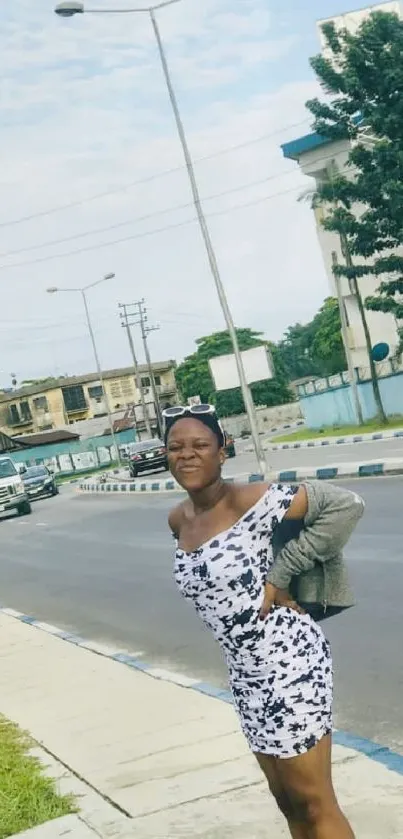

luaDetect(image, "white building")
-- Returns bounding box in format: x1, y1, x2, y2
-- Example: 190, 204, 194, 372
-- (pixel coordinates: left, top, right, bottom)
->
282, 2, 402, 370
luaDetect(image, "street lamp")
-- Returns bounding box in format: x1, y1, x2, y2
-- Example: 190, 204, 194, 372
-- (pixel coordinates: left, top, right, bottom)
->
47, 272, 123, 467
54, 1, 267, 477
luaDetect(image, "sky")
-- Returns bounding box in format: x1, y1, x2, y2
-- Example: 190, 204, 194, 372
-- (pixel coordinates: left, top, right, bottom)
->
0, 0, 376, 387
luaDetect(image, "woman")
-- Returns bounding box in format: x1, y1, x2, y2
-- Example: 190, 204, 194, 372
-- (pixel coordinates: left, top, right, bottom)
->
166, 406, 364, 839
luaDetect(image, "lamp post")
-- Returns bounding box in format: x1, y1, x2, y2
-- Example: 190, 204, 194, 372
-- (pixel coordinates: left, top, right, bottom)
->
54, 0, 267, 477
47, 272, 123, 466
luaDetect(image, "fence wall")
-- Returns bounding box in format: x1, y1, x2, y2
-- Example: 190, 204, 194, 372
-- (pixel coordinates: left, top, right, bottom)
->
220, 402, 303, 438
8, 429, 136, 475
299, 372, 403, 429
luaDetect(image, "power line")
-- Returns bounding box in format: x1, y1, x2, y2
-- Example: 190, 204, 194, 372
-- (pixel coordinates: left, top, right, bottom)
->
0, 118, 311, 229
0, 145, 347, 273
0, 183, 306, 272
0, 169, 299, 260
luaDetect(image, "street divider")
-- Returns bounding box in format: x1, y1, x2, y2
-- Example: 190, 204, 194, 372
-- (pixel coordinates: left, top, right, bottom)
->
77, 457, 403, 494
257, 427, 403, 452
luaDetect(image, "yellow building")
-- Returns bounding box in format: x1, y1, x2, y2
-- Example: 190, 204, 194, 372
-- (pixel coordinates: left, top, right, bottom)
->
0, 361, 178, 437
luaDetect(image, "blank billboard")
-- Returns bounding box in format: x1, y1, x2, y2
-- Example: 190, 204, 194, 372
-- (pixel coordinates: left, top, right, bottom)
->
209, 346, 273, 392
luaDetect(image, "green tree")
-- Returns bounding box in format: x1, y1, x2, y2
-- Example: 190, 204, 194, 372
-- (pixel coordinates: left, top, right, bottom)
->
305, 10, 403, 421
277, 298, 346, 380
175, 328, 293, 417
311, 297, 347, 375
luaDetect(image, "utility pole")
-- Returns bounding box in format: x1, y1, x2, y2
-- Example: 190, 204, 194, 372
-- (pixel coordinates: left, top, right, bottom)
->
331, 251, 364, 426
119, 300, 163, 438
119, 303, 152, 439
134, 300, 164, 439
325, 160, 387, 424
338, 231, 388, 424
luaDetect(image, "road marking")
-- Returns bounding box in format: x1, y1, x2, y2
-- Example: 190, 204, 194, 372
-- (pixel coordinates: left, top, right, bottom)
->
35, 522, 48, 527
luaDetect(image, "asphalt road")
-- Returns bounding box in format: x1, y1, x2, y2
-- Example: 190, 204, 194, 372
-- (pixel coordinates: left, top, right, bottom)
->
123, 437, 403, 481
1, 478, 402, 755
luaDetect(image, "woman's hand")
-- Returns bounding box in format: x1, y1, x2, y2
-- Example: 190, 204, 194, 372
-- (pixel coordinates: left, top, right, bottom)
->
259, 582, 305, 620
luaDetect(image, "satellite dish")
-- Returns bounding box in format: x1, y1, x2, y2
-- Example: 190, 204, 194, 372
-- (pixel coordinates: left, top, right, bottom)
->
371, 342, 390, 363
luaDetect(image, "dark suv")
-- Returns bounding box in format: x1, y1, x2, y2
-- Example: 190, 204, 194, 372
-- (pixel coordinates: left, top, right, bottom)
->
128, 440, 168, 478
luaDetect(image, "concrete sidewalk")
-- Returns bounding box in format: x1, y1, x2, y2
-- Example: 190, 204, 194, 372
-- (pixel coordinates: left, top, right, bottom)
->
1, 614, 402, 838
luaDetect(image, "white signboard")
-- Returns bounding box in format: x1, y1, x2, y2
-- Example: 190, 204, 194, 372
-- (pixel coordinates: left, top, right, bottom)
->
187, 395, 201, 406
209, 346, 273, 392
97, 447, 112, 465
72, 452, 97, 471
58, 454, 73, 473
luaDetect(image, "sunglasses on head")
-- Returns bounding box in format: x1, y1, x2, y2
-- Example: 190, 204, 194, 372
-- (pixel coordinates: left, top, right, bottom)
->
162, 405, 226, 443
162, 404, 216, 419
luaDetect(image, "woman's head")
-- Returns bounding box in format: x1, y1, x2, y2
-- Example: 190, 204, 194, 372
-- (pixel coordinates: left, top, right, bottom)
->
166, 412, 226, 492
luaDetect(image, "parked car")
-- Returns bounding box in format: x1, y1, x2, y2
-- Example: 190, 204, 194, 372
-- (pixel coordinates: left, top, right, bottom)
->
128, 439, 168, 478
224, 433, 236, 458
22, 465, 59, 500
0, 457, 31, 516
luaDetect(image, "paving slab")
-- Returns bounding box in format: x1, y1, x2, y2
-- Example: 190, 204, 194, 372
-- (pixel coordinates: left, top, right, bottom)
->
0, 613, 402, 838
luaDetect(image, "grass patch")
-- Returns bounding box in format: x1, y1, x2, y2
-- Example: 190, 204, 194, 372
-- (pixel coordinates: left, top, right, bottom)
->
0, 716, 75, 838
271, 417, 403, 443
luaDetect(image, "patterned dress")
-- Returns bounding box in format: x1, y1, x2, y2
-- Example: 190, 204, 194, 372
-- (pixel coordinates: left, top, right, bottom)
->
174, 484, 333, 758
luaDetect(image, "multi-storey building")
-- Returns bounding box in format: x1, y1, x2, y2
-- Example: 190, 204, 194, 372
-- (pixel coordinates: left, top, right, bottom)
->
0, 361, 178, 437
282, 2, 402, 371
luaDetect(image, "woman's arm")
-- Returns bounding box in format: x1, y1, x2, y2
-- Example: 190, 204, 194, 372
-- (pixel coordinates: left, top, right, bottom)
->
267, 480, 365, 591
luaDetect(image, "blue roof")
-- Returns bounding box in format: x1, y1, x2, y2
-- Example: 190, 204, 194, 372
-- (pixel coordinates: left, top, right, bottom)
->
281, 131, 331, 160
282, 114, 363, 160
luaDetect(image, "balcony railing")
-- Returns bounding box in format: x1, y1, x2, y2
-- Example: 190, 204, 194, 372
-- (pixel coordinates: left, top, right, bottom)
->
158, 383, 177, 396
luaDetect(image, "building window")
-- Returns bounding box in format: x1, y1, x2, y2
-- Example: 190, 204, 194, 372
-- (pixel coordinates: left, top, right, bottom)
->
109, 381, 122, 399
88, 385, 104, 399
141, 375, 161, 387
33, 396, 48, 411
9, 405, 20, 424
62, 385, 87, 413
20, 401, 32, 421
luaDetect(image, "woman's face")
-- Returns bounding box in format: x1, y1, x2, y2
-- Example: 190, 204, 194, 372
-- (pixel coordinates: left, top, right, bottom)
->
167, 417, 225, 492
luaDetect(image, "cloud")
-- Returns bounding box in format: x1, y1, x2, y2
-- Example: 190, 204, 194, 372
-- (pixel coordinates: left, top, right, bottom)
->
0, 0, 327, 385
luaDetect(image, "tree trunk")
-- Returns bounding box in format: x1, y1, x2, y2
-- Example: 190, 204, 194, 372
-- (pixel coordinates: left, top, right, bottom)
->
340, 231, 388, 424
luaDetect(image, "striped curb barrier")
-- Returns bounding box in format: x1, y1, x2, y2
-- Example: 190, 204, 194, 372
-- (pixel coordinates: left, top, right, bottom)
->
1, 605, 402, 777
260, 428, 403, 452
78, 458, 403, 494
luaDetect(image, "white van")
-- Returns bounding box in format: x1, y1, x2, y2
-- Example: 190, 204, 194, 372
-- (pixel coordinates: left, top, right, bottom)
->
0, 457, 31, 517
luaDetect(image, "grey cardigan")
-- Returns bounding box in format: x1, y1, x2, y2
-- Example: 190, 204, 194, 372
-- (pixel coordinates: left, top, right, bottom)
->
267, 480, 365, 609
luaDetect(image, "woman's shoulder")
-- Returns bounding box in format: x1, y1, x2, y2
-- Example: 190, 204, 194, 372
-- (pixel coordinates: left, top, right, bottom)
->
168, 501, 187, 537
230, 482, 270, 516
232, 481, 304, 520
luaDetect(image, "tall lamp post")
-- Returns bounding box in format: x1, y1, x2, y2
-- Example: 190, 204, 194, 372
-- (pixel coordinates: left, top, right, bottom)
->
47, 272, 123, 466
54, 0, 267, 477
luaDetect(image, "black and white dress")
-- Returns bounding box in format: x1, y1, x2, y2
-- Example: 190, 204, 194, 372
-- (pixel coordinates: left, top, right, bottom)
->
174, 484, 333, 758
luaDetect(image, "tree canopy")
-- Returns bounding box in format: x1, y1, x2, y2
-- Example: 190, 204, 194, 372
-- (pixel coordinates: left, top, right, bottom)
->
175, 300, 348, 417
306, 10, 403, 343
278, 297, 346, 381
175, 328, 294, 416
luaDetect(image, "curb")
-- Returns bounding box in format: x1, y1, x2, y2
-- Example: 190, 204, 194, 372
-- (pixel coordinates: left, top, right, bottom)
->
265, 428, 403, 452
1, 606, 402, 777
78, 459, 403, 494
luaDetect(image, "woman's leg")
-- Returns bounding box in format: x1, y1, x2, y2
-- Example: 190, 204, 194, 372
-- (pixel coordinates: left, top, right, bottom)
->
255, 753, 309, 838
255, 734, 355, 839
